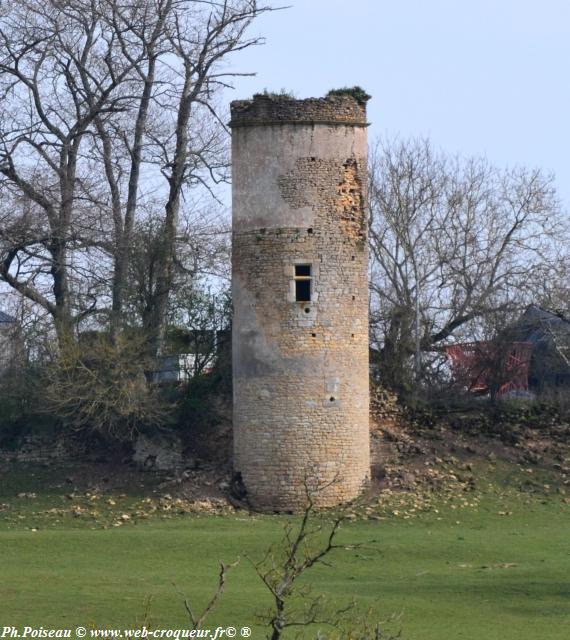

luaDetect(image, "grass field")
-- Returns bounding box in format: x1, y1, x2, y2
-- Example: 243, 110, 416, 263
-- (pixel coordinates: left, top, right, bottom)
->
1, 461, 569, 639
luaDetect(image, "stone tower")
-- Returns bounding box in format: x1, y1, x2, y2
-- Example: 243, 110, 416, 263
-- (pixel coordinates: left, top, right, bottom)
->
230, 93, 370, 511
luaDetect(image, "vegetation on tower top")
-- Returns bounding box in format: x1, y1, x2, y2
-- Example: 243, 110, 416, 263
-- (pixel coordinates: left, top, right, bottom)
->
254, 88, 296, 100
326, 86, 371, 104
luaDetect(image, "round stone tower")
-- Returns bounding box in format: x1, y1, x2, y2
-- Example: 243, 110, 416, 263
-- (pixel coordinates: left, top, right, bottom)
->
230, 93, 370, 511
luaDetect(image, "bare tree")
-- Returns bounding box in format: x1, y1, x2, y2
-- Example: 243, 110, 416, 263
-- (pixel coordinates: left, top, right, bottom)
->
368, 137, 567, 393
0, 0, 272, 350
177, 559, 240, 631
124, 205, 231, 361
175, 491, 399, 640
0, 0, 137, 340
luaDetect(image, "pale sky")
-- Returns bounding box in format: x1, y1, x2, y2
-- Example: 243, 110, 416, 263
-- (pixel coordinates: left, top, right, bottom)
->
226, 0, 570, 208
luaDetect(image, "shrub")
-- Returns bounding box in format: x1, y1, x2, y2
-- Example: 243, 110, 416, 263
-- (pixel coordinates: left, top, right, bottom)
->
41, 335, 174, 442
326, 86, 371, 104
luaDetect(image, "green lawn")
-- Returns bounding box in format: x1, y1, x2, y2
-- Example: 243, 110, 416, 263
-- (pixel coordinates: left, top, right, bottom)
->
1, 462, 569, 639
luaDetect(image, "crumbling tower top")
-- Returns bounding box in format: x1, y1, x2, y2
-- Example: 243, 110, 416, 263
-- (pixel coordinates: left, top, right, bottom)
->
229, 93, 369, 128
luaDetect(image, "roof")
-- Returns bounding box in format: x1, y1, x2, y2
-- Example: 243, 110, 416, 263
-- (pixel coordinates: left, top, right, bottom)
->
509, 305, 570, 345
0, 310, 17, 324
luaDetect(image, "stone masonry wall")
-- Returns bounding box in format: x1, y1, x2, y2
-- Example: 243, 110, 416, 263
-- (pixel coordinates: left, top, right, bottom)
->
231, 95, 370, 511
230, 94, 367, 128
